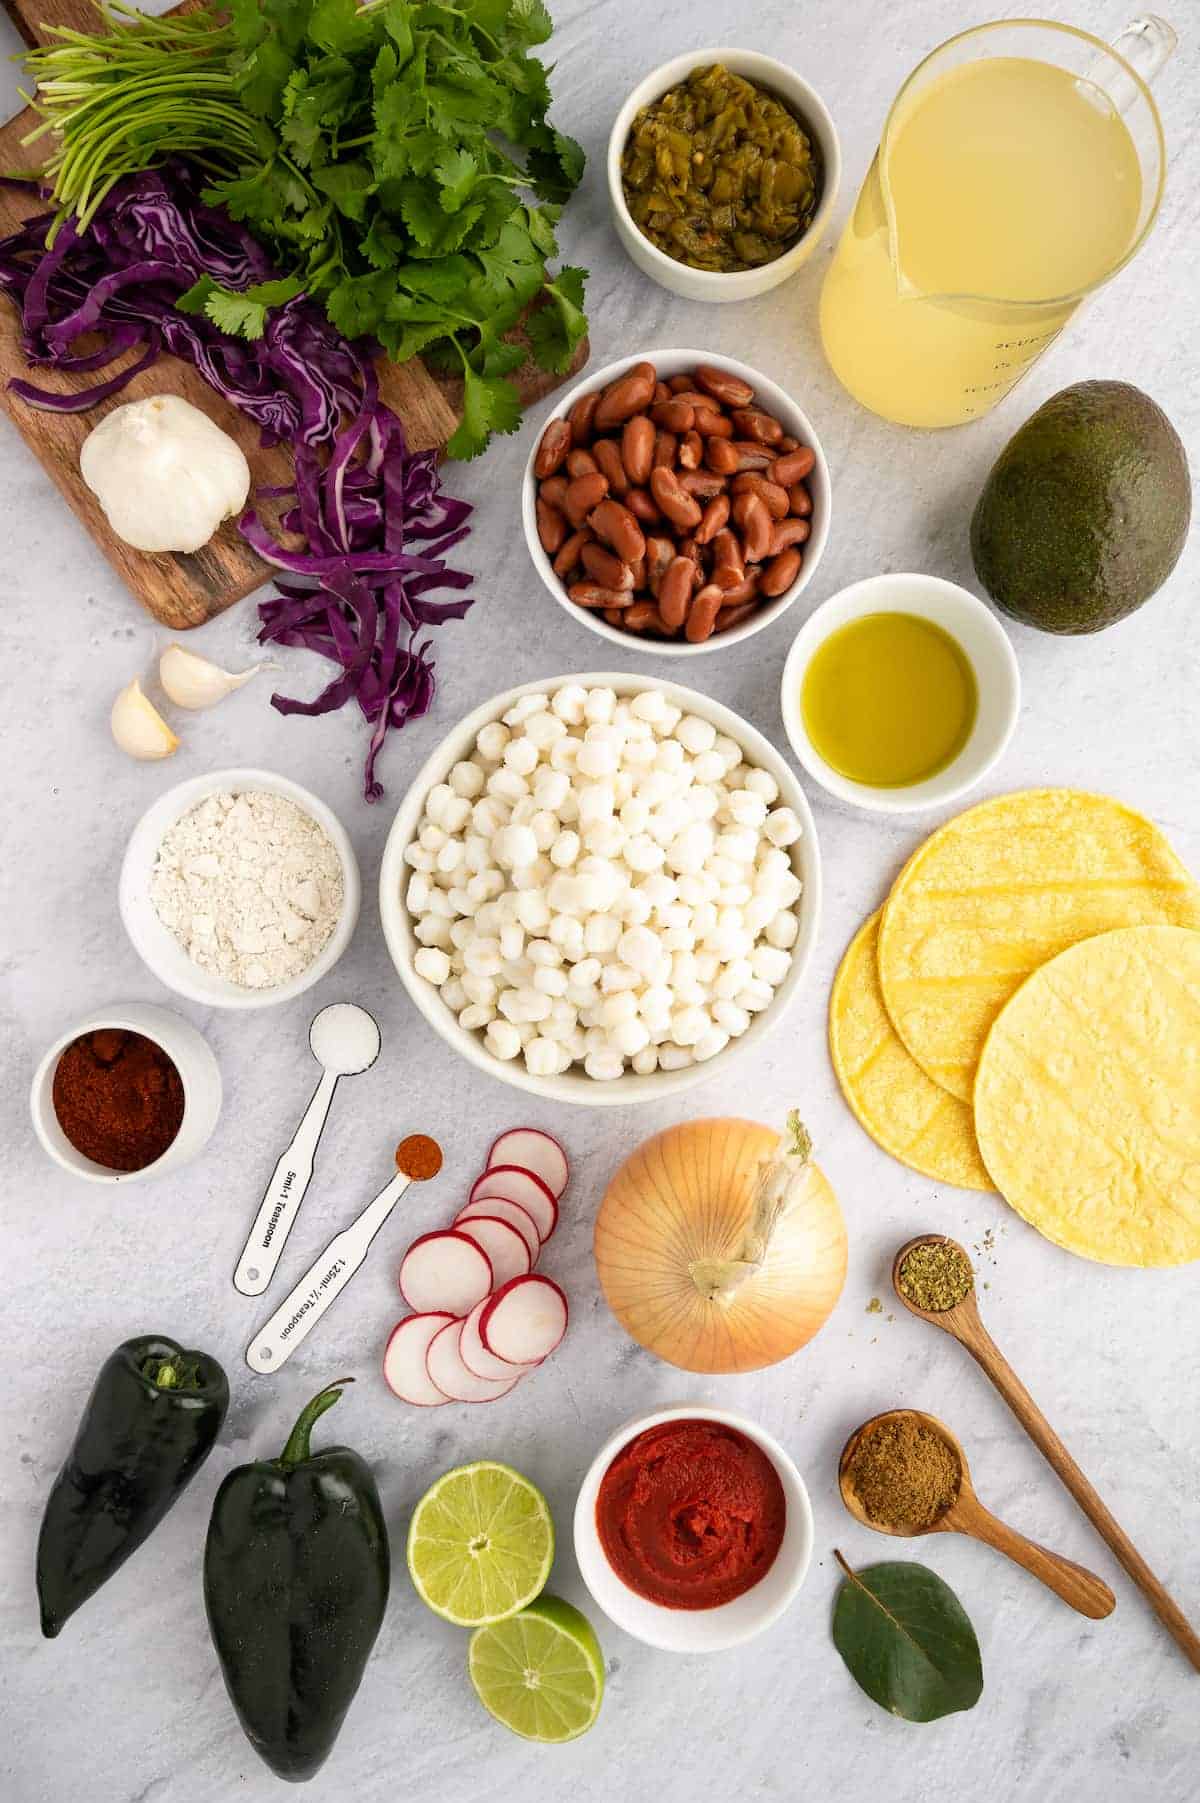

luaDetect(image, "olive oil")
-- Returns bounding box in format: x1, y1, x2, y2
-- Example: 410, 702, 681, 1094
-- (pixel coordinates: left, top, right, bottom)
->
801, 613, 977, 787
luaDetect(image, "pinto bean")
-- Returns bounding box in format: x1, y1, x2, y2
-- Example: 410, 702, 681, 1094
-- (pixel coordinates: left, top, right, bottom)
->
694, 493, 730, 545
658, 557, 696, 629
730, 441, 775, 471
534, 416, 572, 478
649, 465, 703, 531
581, 541, 635, 590
760, 548, 802, 595
668, 373, 693, 394
595, 364, 656, 430
714, 600, 759, 632
540, 474, 568, 510
776, 434, 799, 454
569, 582, 635, 608
553, 527, 592, 578
589, 497, 646, 563
536, 498, 566, 556
731, 473, 790, 519
768, 516, 811, 555
622, 415, 655, 486
732, 491, 772, 562
653, 430, 678, 470
771, 445, 816, 485
712, 573, 760, 607
592, 438, 630, 495
678, 430, 703, 470
685, 583, 726, 642
563, 471, 609, 527
626, 486, 662, 525
705, 437, 741, 475
645, 535, 675, 596
695, 365, 755, 408
569, 390, 600, 444
711, 528, 744, 587
678, 470, 726, 499
731, 407, 784, 445
652, 398, 695, 433
566, 448, 599, 479
623, 601, 668, 632
789, 482, 812, 517
653, 381, 673, 405
694, 406, 733, 438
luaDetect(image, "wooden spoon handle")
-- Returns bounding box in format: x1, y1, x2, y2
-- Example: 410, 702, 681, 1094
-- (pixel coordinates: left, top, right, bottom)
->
960, 1502, 1116, 1619
956, 1314, 1200, 1669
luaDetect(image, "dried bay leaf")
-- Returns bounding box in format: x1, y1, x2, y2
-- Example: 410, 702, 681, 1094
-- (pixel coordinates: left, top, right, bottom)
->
832, 1551, 983, 1722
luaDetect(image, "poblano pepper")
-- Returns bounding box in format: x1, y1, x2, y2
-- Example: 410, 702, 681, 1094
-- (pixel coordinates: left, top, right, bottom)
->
37, 1334, 229, 1638
204, 1377, 389, 1784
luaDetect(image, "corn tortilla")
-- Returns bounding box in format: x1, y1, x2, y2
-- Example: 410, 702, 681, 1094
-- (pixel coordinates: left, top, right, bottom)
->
878, 790, 1200, 1101
974, 925, 1200, 1266
830, 911, 992, 1191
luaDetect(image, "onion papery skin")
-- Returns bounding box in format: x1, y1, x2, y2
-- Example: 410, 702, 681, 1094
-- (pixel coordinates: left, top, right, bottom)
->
593, 1118, 848, 1374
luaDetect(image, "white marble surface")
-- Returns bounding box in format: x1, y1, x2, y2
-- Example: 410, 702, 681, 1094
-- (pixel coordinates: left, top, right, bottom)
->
2, 3, 1198, 1799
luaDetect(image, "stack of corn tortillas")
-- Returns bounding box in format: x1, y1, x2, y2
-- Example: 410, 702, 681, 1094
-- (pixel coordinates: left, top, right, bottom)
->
829, 789, 1200, 1266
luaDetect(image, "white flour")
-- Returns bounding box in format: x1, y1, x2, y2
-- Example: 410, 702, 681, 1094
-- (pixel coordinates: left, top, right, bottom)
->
150, 790, 344, 990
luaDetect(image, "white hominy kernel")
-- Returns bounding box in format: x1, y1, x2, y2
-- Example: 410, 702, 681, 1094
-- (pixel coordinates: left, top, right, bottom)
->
743, 894, 776, 934
715, 958, 754, 999
425, 782, 456, 825
737, 978, 775, 1012
584, 1048, 624, 1081
658, 1043, 694, 1072
583, 686, 617, 723
726, 789, 768, 829
449, 919, 474, 950
524, 711, 568, 751
441, 795, 473, 834
528, 809, 557, 852
472, 796, 508, 837
473, 902, 502, 937
752, 944, 792, 986
675, 714, 717, 755
566, 978, 600, 1010
714, 734, 742, 773
640, 872, 678, 911
666, 822, 714, 875
532, 765, 570, 811
517, 985, 554, 1022
577, 737, 617, 779
404, 842, 435, 872
545, 832, 577, 874
631, 689, 669, 725
611, 1017, 651, 1057
463, 939, 502, 978
449, 760, 485, 799
775, 873, 804, 909
690, 750, 725, 785
707, 855, 741, 887
584, 912, 622, 956
476, 721, 509, 760
492, 823, 539, 870
717, 827, 758, 866
618, 924, 662, 975
721, 883, 754, 911
406, 873, 431, 913
685, 784, 719, 822
648, 800, 690, 846
612, 771, 634, 809
661, 925, 695, 953
413, 945, 452, 985
631, 1044, 659, 1076
694, 949, 720, 984
525, 937, 561, 968
514, 890, 551, 933
558, 790, 580, 826
550, 736, 581, 772
693, 1027, 730, 1062
552, 684, 589, 724
553, 916, 586, 961
622, 736, 657, 770
625, 833, 665, 874
503, 693, 549, 726
525, 1037, 570, 1078
639, 982, 673, 1024
428, 888, 456, 920
600, 991, 638, 1028
670, 1004, 710, 1045
414, 916, 451, 949
462, 834, 488, 874
600, 961, 639, 994
435, 839, 464, 875
766, 910, 799, 950
617, 886, 652, 926
459, 1003, 495, 1031
488, 766, 528, 804
418, 821, 447, 853
441, 976, 468, 1013
515, 1020, 537, 1046
461, 972, 498, 1007
485, 1020, 522, 1060
655, 738, 686, 773
713, 999, 751, 1036
619, 796, 651, 835
692, 901, 719, 937
533, 965, 569, 997
511, 859, 552, 892
584, 818, 626, 860
509, 795, 539, 827
577, 783, 615, 829
743, 767, 779, 803
499, 922, 525, 962
764, 807, 802, 847
502, 737, 540, 779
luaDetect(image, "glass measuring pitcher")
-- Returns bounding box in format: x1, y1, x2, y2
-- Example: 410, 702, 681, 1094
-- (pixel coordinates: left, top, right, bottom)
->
819, 17, 1175, 428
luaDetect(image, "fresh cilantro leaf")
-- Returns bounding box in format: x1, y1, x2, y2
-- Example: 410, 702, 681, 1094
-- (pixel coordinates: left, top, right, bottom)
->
396, 178, 442, 249
434, 147, 479, 214
311, 160, 374, 221
509, 0, 554, 47
175, 274, 217, 316
446, 362, 523, 461
523, 199, 559, 258
526, 127, 585, 203
527, 264, 587, 373
381, 0, 415, 61
480, 340, 527, 378
325, 270, 395, 338
376, 317, 449, 363
202, 276, 306, 340
307, 0, 374, 57
360, 213, 406, 269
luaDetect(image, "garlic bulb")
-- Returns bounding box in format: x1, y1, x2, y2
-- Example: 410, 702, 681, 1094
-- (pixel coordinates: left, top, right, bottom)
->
160, 644, 265, 710
80, 395, 250, 553
111, 678, 179, 761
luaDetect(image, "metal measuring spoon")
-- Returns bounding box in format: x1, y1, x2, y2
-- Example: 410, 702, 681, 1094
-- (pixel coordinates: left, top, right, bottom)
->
891, 1233, 1200, 1669
245, 1135, 442, 1374
233, 1003, 381, 1297
838, 1407, 1115, 1618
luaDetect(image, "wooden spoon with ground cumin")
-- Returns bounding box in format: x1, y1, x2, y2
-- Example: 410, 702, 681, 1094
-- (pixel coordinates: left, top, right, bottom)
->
838, 1407, 1115, 1619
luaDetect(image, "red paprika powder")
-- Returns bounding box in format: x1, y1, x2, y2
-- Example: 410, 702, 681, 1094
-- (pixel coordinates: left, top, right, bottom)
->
52, 1029, 185, 1172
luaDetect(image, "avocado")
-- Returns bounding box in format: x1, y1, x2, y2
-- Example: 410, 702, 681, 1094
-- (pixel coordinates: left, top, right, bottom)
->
970, 380, 1191, 634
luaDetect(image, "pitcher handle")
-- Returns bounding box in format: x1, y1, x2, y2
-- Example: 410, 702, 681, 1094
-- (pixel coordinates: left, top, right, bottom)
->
1109, 15, 1177, 94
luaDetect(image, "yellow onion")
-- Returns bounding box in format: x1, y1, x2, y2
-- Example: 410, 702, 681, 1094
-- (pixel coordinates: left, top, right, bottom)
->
594, 1114, 847, 1374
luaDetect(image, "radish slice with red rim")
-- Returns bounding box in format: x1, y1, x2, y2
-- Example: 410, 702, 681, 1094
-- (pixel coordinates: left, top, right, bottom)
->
383, 1313, 456, 1407
488, 1129, 568, 1200
399, 1230, 493, 1316
460, 1298, 541, 1383
455, 1197, 540, 1265
480, 1275, 568, 1364
454, 1214, 531, 1289
425, 1319, 521, 1404
470, 1166, 557, 1242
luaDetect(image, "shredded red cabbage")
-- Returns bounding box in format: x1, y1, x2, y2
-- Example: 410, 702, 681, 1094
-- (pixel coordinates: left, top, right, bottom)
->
0, 165, 474, 799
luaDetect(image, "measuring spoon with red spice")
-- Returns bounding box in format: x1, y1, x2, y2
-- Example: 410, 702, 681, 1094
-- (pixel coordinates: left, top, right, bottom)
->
245, 1135, 442, 1375
839, 1408, 1116, 1618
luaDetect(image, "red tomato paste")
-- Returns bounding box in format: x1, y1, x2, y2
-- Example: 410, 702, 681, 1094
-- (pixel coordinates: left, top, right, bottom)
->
595, 1419, 786, 1610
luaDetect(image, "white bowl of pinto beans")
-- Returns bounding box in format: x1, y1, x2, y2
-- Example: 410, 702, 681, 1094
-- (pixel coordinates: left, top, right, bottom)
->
521, 350, 831, 657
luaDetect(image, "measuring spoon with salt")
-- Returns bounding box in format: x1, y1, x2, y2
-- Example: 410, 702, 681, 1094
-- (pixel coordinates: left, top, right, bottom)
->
233, 1003, 381, 1297
245, 1135, 442, 1374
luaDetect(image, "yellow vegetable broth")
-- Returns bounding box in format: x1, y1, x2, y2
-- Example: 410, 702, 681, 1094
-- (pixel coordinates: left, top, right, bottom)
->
801, 612, 977, 787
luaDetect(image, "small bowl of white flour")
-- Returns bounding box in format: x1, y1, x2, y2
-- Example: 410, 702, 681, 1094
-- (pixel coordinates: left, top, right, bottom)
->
120, 769, 360, 1009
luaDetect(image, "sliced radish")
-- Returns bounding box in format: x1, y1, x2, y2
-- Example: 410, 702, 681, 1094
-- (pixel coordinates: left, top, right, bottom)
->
455, 1197, 540, 1265
454, 1214, 532, 1289
425, 1319, 521, 1404
383, 1313, 456, 1407
480, 1274, 568, 1365
399, 1230, 493, 1316
470, 1166, 558, 1242
460, 1298, 542, 1383
488, 1129, 569, 1200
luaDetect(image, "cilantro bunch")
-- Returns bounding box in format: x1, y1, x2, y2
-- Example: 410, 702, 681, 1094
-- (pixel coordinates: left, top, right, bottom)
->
24, 0, 588, 458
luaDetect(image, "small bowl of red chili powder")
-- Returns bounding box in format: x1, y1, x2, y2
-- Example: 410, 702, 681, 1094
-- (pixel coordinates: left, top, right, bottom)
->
30, 1003, 222, 1184
573, 1405, 813, 1653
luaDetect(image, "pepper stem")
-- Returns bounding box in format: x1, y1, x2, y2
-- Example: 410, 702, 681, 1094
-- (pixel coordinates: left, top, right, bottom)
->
140, 1351, 202, 1390
278, 1377, 355, 1469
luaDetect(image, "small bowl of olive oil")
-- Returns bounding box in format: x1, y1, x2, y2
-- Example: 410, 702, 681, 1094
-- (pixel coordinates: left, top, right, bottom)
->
780, 574, 1020, 813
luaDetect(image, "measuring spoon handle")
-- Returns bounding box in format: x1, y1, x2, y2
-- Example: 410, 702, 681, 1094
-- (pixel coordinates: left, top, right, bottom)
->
233, 1070, 339, 1296
957, 1315, 1200, 1669
959, 1500, 1116, 1619
245, 1171, 410, 1374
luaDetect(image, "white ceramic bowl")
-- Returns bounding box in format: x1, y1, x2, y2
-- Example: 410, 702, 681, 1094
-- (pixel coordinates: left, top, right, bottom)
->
523, 350, 831, 659
780, 574, 1022, 814
30, 1002, 222, 1185
379, 672, 821, 1106
607, 48, 841, 303
573, 1406, 814, 1652
120, 768, 361, 1010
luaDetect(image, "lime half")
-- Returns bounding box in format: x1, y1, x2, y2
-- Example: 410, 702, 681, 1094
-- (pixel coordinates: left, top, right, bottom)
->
469, 1596, 605, 1742
407, 1460, 554, 1627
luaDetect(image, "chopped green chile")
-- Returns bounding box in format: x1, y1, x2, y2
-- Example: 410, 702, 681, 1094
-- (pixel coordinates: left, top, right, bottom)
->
621, 64, 821, 273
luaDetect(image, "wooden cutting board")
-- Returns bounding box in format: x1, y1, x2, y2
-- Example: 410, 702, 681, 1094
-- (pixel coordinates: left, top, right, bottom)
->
0, 0, 586, 628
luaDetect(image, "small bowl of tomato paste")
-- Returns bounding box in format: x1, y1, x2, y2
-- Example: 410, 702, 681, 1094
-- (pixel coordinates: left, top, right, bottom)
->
573, 1406, 813, 1652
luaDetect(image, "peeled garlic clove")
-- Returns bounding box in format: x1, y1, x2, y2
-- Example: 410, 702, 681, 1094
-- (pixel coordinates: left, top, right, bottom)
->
159, 643, 265, 710
111, 677, 180, 761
